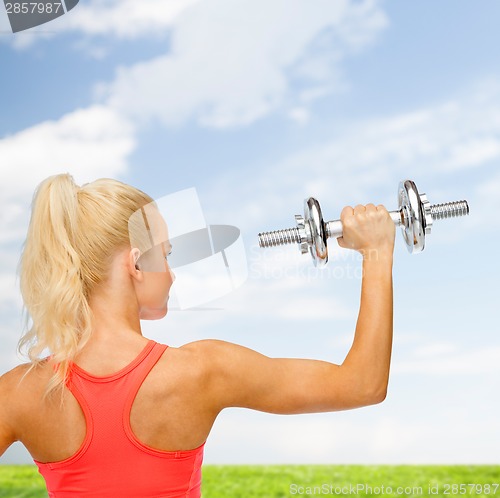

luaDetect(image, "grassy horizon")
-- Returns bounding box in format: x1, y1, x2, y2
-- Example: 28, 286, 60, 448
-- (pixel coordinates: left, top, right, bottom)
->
0, 464, 499, 497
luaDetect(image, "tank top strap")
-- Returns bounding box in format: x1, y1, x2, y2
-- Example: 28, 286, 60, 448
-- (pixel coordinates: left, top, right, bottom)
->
122, 341, 169, 419
121, 341, 169, 394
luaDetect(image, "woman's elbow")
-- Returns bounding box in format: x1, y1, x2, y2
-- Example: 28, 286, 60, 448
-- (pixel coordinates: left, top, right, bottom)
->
363, 383, 388, 406
337, 382, 387, 410
335, 365, 389, 409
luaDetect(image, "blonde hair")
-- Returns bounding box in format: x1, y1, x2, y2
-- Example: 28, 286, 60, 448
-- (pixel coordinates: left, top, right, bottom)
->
18, 173, 155, 398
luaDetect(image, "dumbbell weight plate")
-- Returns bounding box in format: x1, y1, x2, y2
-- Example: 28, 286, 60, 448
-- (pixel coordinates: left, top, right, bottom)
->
398, 179, 426, 254
304, 197, 328, 267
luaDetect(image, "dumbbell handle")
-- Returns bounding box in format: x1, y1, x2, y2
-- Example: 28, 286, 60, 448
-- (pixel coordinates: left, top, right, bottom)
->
325, 200, 470, 239
326, 210, 403, 239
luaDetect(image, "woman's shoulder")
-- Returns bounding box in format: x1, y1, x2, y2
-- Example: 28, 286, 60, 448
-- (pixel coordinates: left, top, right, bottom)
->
0, 364, 31, 423
177, 338, 255, 361
174, 339, 234, 368
173, 338, 249, 377
177, 338, 235, 354
0, 361, 51, 399
0, 358, 53, 399
1, 362, 33, 385
151, 339, 229, 384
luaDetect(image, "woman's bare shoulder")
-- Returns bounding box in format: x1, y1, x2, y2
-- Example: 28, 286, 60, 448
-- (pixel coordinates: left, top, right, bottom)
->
1, 363, 32, 385
0, 364, 30, 414
0, 361, 51, 398
178, 338, 235, 354
176, 339, 239, 365
160, 339, 235, 381
176, 339, 256, 379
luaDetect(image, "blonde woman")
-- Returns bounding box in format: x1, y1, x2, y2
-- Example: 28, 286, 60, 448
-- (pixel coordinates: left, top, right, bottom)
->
0, 174, 395, 497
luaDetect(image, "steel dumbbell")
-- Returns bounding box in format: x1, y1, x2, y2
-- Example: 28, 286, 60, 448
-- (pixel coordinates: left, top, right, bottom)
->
257, 179, 469, 267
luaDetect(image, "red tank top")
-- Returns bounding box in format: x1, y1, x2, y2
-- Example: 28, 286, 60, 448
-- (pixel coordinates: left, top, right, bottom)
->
34, 340, 205, 498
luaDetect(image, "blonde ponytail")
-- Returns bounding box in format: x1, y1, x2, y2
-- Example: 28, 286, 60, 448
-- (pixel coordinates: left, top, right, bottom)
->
18, 173, 154, 398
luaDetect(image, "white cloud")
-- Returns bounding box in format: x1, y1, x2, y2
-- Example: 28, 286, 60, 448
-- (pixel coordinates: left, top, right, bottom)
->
288, 107, 311, 125
64, 0, 201, 39
0, 105, 134, 196
99, 0, 388, 128
0, 105, 135, 204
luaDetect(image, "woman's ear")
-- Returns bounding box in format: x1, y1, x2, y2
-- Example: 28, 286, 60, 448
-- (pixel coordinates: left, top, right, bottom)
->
130, 248, 142, 272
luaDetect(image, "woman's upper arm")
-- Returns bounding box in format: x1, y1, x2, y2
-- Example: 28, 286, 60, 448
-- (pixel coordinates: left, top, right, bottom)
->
195, 339, 383, 415
0, 373, 17, 457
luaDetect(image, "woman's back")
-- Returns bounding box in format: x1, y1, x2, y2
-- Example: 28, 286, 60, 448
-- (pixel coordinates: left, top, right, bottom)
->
5, 337, 216, 462
2, 336, 216, 497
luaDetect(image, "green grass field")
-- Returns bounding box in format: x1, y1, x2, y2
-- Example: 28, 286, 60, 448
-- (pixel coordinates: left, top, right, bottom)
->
0, 465, 499, 497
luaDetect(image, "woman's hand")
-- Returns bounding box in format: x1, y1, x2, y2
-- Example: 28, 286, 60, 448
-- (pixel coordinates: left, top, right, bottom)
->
337, 204, 396, 259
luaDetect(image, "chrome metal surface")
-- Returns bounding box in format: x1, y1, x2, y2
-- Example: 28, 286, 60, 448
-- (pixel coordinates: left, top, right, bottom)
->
257, 227, 301, 247
304, 197, 328, 267
398, 179, 428, 253
326, 219, 343, 238
430, 200, 469, 220
257, 179, 469, 266
389, 210, 404, 227
326, 209, 402, 237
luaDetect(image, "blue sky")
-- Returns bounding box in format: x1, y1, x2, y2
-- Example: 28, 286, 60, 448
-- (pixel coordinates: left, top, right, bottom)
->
0, 0, 499, 466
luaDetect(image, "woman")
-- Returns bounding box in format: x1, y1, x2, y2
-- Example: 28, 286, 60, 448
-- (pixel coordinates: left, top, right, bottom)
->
0, 173, 395, 497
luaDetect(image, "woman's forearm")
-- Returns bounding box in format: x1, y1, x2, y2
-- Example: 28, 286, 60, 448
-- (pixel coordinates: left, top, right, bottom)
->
341, 252, 394, 404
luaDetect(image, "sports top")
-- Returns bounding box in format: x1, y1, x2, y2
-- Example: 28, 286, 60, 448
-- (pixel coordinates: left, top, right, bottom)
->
34, 340, 205, 498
